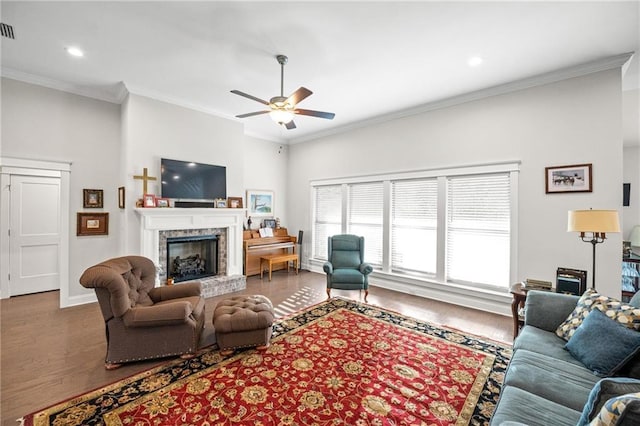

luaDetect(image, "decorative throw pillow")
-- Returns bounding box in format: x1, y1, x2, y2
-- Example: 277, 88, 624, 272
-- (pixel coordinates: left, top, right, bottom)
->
555, 289, 640, 341
589, 392, 640, 426
577, 378, 640, 426
565, 309, 640, 377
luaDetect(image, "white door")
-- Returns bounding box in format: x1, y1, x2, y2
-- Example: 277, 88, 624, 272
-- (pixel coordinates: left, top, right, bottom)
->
9, 175, 61, 296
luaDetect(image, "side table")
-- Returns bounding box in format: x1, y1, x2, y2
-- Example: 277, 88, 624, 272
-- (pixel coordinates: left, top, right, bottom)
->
510, 282, 527, 340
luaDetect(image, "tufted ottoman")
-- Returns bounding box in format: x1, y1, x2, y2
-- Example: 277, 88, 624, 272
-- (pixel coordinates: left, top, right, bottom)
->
213, 295, 274, 354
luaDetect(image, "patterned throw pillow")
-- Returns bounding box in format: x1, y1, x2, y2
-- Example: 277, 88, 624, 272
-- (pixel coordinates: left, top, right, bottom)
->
556, 289, 640, 341
589, 392, 640, 426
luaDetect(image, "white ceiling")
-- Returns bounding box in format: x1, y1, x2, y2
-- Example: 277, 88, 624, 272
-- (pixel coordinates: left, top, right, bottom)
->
1, 1, 639, 144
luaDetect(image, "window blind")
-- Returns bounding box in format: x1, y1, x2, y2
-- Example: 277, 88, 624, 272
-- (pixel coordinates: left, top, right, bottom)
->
347, 182, 383, 266
313, 185, 342, 260
446, 173, 510, 287
391, 178, 437, 274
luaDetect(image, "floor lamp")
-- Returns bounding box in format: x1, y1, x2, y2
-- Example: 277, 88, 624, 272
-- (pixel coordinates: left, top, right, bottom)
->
567, 209, 620, 290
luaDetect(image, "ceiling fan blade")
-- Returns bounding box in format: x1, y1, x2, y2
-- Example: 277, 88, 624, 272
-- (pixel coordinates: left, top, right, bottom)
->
231, 90, 270, 106
236, 110, 270, 118
295, 108, 335, 120
286, 87, 313, 106
284, 120, 297, 130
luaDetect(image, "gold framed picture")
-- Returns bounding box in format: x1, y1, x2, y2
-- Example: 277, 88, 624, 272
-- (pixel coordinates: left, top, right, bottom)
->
77, 212, 109, 236
118, 186, 125, 209
155, 198, 170, 208
83, 189, 104, 208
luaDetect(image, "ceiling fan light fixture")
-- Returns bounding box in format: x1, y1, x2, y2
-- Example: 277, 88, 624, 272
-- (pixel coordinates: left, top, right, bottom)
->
270, 109, 294, 124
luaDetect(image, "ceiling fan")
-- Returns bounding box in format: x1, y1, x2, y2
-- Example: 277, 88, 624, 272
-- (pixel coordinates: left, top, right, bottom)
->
231, 55, 335, 130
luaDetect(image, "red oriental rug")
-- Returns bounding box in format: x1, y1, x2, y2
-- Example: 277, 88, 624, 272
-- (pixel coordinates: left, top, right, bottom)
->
21, 298, 511, 425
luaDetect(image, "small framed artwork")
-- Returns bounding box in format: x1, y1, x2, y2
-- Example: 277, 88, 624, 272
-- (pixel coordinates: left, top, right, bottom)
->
77, 212, 109, 236
143, 194, 156, 207
246, 189, 274, 217
545, 164, 592, 194
83, 189, 104, 208
263, 218, 277, 228
155, 198, 170, 208
215, 198, 227, 208
227, 197, 243, 208
118, 186, 125, 209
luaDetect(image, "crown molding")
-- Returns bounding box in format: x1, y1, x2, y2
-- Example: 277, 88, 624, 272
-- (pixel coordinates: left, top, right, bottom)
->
0, 67, 128, 104
290, 52, 635, 145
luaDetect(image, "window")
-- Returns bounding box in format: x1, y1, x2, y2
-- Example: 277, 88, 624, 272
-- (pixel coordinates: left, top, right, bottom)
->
347, 182, 383, 266
446, 174, 511, 287
391, 178, 437, 275
311, 163, 517, 290
312, 185, 342, 260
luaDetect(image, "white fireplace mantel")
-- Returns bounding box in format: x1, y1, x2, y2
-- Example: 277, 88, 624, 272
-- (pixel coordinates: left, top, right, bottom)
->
135, 208, 246, 276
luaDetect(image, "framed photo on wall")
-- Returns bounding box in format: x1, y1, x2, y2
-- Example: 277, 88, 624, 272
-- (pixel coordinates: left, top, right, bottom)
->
545, 164, 592, 194
118, 186, 125, 209
77, 212, 109, 236
83, 189, 104, 208
246, 189, 274, 217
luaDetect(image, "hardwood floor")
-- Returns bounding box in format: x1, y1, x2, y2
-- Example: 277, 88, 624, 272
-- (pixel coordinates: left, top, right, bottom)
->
0, 270, 511, 425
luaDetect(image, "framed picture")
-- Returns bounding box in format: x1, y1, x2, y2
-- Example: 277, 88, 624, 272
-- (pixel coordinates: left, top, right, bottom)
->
246, 189, 274, 217
143, 194, 156, 207
227, 197, 243, 208
545, 164, 592, 194
83, 189, 103, 208
77, 212, 109, 236
118, 186, 125, 209
215, 198, 227, 208
155, 198, 170, 208
263, 218, 277, 228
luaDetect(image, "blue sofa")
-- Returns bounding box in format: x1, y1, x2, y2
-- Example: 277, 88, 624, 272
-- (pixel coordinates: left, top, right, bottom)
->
491, 290, 640, 426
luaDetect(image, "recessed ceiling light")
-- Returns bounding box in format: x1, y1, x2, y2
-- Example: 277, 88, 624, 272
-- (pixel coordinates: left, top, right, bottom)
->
66, 46, 84, 57
468, 56, 483, 67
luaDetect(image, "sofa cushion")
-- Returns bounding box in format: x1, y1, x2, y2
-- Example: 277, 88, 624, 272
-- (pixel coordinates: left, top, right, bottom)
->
556, 289, 640, 341
565, 309, 640, 377
514, 325, 584, 367
490, 385, 581, 426
576, 378, 640, 426
504, 349, 600, 411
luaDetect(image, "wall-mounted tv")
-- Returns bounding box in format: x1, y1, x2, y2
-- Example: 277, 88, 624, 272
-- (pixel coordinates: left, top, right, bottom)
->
160, 158, 226, 202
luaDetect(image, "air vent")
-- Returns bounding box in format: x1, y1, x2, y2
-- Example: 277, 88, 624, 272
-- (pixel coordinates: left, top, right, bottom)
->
1, 23, 15, 39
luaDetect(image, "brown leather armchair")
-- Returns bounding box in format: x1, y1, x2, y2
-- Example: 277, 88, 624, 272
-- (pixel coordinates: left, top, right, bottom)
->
79, 255, 205, 369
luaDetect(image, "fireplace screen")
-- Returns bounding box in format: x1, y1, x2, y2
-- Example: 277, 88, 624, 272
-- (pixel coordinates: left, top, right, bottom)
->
166, 235, 218, 282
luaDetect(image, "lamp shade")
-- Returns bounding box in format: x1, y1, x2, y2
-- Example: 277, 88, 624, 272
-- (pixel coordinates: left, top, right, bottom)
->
567, 210, 621, 233
630, 225, 640, 248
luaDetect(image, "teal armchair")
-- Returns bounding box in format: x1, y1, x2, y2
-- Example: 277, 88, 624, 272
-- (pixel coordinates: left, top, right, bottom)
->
323, 234, 373, 301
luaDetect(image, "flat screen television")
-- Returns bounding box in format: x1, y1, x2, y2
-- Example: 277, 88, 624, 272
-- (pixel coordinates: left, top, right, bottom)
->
160, 158, 226, 202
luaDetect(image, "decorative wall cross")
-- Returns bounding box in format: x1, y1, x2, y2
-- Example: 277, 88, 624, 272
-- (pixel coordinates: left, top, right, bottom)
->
133, 168, 157, 195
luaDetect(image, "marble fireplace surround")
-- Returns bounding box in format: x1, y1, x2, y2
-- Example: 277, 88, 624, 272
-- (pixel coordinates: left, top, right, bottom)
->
135, 208, 245, 284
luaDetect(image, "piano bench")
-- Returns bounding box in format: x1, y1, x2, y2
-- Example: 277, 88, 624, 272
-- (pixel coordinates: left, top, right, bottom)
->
260, 253, 299, 281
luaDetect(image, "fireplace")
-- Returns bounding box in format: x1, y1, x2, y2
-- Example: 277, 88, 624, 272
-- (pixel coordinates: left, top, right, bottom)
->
167, 235, 218, 283
135, 208, 246, 297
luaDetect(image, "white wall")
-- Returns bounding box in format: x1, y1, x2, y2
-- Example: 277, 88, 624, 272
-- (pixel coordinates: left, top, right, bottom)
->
1, 78, 122, 303
243, 138, 289, 230
121, 94, 245, 254
288, 69, 624, 304
0, 80, 290, 304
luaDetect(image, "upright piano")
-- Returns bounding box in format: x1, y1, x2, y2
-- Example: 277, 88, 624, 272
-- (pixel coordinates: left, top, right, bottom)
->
243, 228, 297, 276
